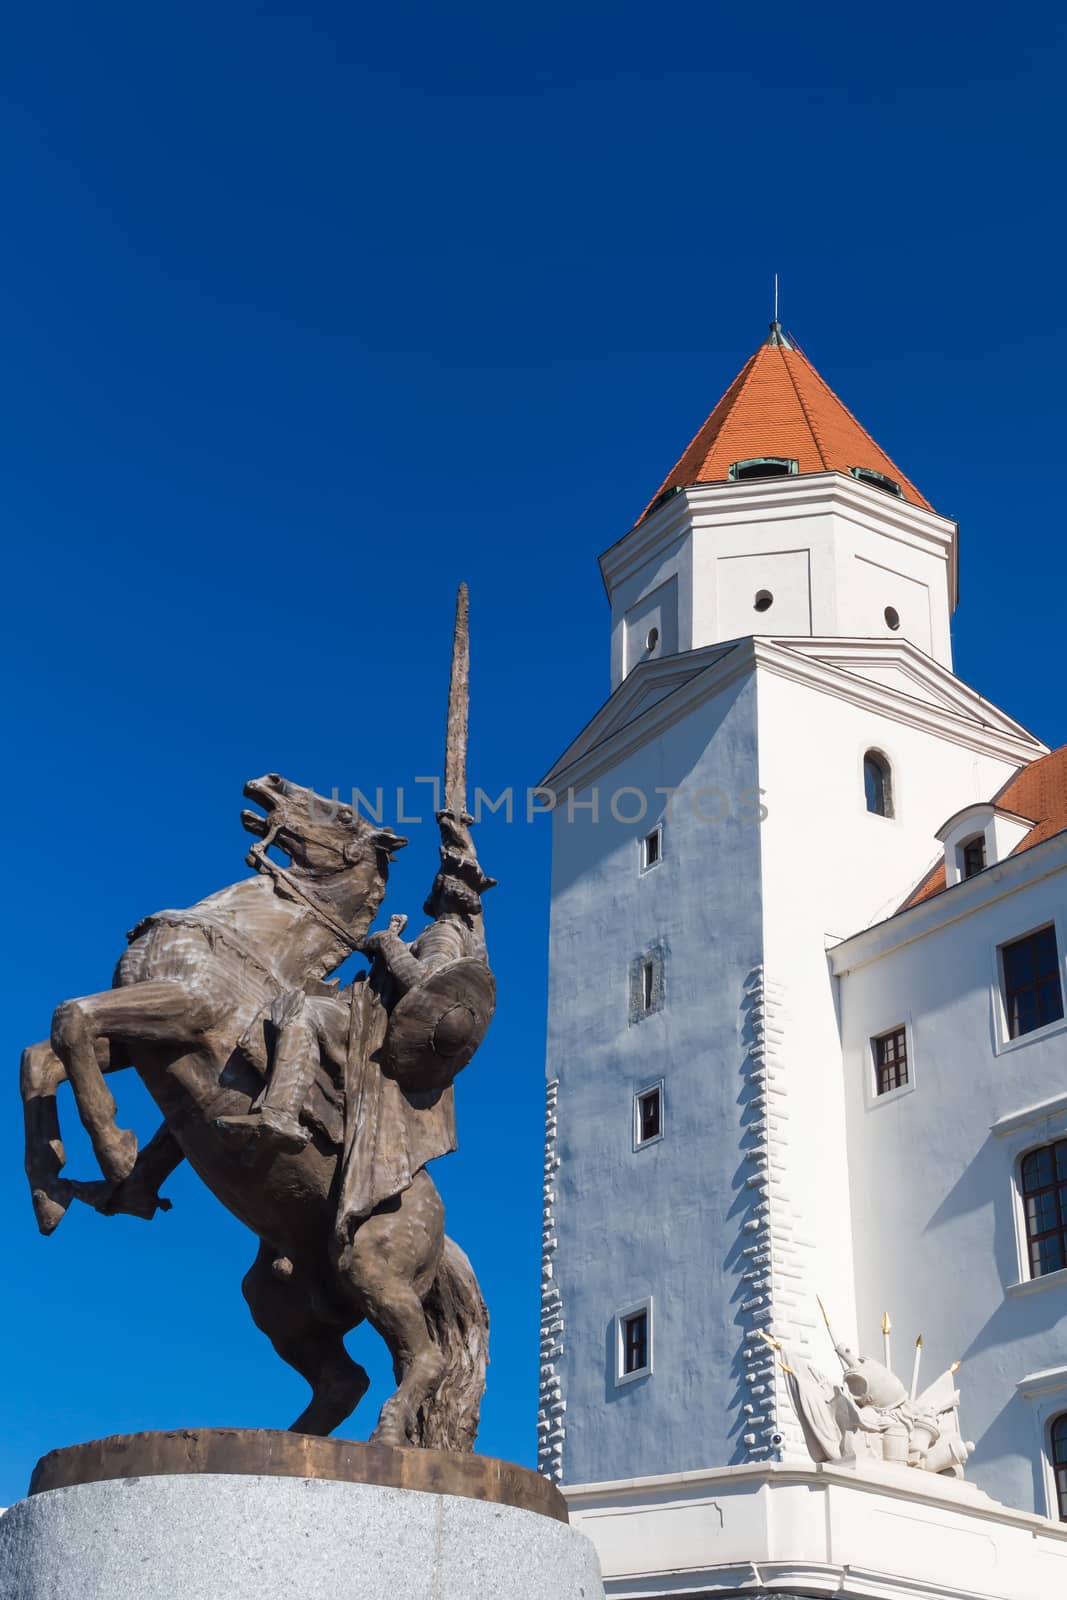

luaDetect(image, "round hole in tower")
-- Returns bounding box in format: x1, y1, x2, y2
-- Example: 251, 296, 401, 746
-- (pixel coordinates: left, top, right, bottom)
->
885, 606, 901, 630
645, 626, 659, 652
754, 591, 774, 613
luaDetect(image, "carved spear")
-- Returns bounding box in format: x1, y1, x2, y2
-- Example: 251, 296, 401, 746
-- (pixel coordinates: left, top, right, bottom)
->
882, 1312, 892, 1373
910, 1334, 923, 1402
444, 582, 470, 820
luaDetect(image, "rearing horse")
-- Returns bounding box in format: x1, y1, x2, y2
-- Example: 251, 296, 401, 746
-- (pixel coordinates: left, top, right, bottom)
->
20, 773, 490, 1450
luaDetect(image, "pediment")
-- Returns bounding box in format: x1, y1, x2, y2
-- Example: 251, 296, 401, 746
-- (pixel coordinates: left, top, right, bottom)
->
542, 642, 739, 785
776, 638, 1043, 743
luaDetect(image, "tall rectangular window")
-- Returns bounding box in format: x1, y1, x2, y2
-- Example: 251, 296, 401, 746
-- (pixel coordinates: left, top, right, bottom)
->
873, 1025, 909, 1095
1021, 1140, 1067, 1278
623, 1310, 648, 1374
1002, 926, 1064, 1039
630, 947, 665, 1021
640, 826, 662, 872
615, 1298, 653, 1384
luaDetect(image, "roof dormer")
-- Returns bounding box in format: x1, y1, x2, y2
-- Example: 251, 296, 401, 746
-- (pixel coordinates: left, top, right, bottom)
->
936, 803, 1036, 887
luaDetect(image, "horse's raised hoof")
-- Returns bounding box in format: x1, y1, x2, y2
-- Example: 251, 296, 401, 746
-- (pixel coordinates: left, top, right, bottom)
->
31, 1183, 72, 1236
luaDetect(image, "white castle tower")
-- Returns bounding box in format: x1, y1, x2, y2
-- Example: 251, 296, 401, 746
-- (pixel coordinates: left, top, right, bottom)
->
538, 324, 1067, 1597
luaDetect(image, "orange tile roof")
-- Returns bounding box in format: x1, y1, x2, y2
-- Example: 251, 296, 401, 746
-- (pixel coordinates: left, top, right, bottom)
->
640, 325, 931, 520
904, 744, 1067, 908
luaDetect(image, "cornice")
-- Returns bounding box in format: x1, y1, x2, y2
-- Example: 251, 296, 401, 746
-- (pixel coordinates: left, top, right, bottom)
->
781, 638, 1044, 744
541, 640, 754, 793
829, 829, 1067, 977
757, 639, 1045, 763
599, 473, 959, 604
541, 636, 1044, 796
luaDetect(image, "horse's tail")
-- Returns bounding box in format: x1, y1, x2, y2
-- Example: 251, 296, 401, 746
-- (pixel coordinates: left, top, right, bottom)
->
415, 1234, 490, 1451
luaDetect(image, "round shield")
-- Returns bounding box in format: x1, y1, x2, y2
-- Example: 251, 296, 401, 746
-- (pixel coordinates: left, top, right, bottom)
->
381, 957, 496, 1094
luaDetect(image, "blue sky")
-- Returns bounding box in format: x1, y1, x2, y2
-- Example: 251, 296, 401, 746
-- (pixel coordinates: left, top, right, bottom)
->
2, 1, 1065, 1504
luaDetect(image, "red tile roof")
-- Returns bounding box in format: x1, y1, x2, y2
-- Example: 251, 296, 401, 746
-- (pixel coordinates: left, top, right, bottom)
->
904, 744, 1067, 908
640, 325, 931, 520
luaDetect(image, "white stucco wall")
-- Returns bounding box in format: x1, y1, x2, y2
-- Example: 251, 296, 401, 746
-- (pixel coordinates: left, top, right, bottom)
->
602, 475, 957, 690
544, 670, 766, 1484
833, 838, 1067, 1518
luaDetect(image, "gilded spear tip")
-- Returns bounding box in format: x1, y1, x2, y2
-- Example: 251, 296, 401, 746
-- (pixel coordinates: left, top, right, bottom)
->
882, 1312, 892, 1335
950, 1360, 961, 1374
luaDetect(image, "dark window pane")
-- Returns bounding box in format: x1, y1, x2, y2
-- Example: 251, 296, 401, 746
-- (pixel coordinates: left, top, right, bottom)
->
1004, 927, 1063, 1038
864, 756, 889, 816
623, 1312, 648, 1374
1035, 925, 1060, 977
1023, 1148, 1055, 1190
962, 836, 986, 878
1039, 979, 1065, 1027
639, 1090, 661, 1142
1004, 940, 1035, 988
1010, 989, 1039, 1039
1021, 1139, 1067, 1281
873, 1026, 908, 1094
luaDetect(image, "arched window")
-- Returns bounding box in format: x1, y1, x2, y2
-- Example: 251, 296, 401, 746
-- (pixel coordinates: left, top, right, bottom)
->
1051, 1413, 1067, 1521
863, 751, 893, 817
1021, 1139, 1067, 1278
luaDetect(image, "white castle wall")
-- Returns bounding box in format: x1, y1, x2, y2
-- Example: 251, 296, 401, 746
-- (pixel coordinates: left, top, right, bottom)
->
832, 835, 1067, 1518
544, 671, 766, 1484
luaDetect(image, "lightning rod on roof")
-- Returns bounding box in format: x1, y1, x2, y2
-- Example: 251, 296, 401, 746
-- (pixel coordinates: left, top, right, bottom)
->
774, 272, 779, 323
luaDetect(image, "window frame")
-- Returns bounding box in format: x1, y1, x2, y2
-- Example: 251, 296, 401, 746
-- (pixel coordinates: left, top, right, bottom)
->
1051, 1412, 1067, 1522
861, 747, 895, 820
629, 945, 666, 1023
872, 1024, 910, 1098
614, 1296, 654, 1386
864, 1017, 916, 1108
994, 921, 1067, 1053
639, 824, 664, 875
1018, 1137, 1067, 1282
1016, 1367, 1067, 1521
994, 1091, 1067, 1295
960, 833, 987, 880
633, 1079, 665, 1151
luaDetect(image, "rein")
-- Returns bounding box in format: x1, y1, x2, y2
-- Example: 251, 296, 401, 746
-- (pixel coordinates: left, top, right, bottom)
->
247, 827, 364, 953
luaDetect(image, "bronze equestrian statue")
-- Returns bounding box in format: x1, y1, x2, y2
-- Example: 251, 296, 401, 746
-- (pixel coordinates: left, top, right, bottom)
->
20, 587, 495, 1452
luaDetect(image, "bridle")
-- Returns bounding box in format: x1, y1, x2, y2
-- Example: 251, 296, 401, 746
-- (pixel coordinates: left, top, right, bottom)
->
246, 811, 367, 953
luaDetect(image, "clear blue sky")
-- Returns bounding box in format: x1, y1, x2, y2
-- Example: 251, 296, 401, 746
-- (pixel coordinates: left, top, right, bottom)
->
2, 1, 1064, 1505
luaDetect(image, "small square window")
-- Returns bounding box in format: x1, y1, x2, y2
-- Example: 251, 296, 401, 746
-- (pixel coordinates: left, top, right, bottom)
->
634, 1083, 663, 1148
1002, 926, 1064, 1039
640, 826, 663, 872
615, 1297, 653, 1384
873, 1026, 908, 1095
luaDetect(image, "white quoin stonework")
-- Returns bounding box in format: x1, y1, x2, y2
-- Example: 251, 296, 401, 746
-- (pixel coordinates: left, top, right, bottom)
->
737, 968, 814, 1464
539, 329, 1067, 1597
538, 1078, 565, 1483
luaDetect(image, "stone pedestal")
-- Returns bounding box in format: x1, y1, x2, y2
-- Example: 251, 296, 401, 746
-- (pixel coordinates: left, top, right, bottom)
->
0, 1429, 604, 1600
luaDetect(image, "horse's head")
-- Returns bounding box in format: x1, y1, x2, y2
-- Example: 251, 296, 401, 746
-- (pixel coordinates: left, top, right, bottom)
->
241, 774, 407, 882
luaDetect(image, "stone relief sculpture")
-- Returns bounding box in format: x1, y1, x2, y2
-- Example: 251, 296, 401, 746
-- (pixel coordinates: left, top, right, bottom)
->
20, 586, 494, 1451
764, 1299, 975, 1478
